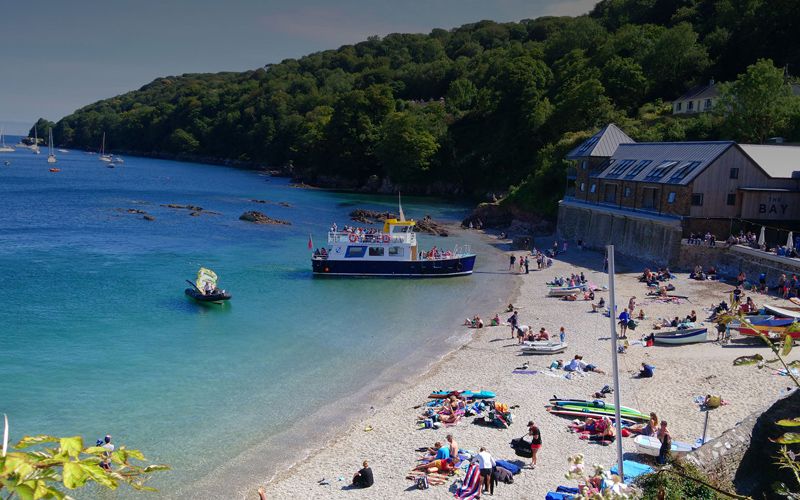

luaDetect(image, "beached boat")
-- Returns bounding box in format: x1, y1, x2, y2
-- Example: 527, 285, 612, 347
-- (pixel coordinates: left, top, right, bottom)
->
521, 341, 568, 354
735, 317, 798, 338
764, 303, 800, 320
633, 434, 692, 457
547, 286, 583, 297
311, 216, 475, 278
0, 128, 14, 152
652, 328, 708, 345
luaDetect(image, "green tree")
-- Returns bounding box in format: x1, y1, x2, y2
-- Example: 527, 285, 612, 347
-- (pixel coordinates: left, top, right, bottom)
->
602, 56, 648, 112
717, 59, 799, 143
376, 110, 440, 184
28, 119, 56, 143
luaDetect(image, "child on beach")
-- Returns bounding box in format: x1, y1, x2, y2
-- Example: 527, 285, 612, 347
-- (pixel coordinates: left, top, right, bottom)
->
527, 421, 542, 468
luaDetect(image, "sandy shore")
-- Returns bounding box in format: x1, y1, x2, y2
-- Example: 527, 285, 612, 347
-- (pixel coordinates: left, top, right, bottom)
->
260, 242, 800, 499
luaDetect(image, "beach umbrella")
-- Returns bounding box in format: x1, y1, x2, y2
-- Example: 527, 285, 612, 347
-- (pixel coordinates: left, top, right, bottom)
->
758, 226, 766, 247
788, 232, 795, 252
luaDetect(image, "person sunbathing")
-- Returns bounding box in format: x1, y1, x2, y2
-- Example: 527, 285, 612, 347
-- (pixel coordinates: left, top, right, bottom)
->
412, 458, 456, 473
591, 297, 606, 312
532, 328, 550, 341
630, 413, 659, 436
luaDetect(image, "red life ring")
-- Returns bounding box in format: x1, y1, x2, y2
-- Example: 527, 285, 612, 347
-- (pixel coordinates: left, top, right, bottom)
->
382, 235, 390, 243
348, 233, 358, 242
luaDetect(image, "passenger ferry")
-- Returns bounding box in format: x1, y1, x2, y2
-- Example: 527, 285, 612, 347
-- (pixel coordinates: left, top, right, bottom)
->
311, 218, 476, 277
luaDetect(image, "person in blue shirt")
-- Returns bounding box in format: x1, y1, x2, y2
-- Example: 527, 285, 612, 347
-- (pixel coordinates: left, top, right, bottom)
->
434, 441, 450, 460
618, 309, 631, 339
639, 363, 655, 378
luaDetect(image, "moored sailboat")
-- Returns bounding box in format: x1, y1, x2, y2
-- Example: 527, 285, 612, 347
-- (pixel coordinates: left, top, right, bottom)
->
47, 128, 57, 164
0, 128, 14, 152
99, 132, 112, 162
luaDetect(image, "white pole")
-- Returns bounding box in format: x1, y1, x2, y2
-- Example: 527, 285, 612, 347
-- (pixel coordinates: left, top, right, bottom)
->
606, 245, 624, 480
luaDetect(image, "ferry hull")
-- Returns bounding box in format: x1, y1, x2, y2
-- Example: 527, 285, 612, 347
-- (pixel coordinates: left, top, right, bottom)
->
312, 255, 476, 277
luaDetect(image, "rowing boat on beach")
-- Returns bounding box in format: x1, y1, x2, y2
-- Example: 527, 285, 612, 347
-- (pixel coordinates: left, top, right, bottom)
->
764, 303, 800, 320
521, 341, 568, 354
652, 327, 708, 345
633, 434, 693, 457
547, 286, 583, 297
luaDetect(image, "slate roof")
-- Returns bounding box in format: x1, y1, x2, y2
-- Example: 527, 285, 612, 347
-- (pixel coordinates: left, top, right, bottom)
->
594, 141, 735, 185
675, 81, 719, 102
739, 144, 800, 178
565, 123, 635, 160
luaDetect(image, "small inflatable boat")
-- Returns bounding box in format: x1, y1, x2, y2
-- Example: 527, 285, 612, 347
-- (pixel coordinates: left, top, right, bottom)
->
185, 288, 231, 303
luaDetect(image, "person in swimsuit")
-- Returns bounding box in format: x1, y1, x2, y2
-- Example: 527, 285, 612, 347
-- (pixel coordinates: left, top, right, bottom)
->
527, 421, 542, 468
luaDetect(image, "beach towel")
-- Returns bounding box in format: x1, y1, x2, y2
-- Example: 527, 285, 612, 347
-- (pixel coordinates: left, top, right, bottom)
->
610, 460, 654, 483
454, 463, 481, 499
493, 466, 514, 484
495, 459, 521, 474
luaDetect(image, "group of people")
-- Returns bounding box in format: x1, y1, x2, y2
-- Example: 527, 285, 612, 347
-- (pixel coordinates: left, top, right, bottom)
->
689, 265, 717, 281
640, 267, 673, 286
548, 273, 587, 287
517, 325, 567, 344
687, 232, 716, 246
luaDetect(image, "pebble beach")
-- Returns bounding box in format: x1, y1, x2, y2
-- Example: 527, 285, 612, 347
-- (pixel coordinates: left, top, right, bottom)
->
260, 238, 800, 500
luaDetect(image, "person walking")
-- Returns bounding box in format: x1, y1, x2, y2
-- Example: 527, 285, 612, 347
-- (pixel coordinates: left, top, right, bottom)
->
524, 256, 529, 274
507, 310, 519, 339
527, 421, 542, 468
509, 254, 516, 271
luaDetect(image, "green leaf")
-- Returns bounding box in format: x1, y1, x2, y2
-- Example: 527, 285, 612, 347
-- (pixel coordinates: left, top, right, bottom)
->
59, 437, 82, 459
733, 354, 763, 365
11, 481, 36, 500
770, 432, 800, 444
62, 461, 87, 489
83, 446, 106, 455
777, 418, 800, 427
123, 447, 145, 461
15, 435, 59, 449
78, 462, 118, 490
783, 335, 794, 357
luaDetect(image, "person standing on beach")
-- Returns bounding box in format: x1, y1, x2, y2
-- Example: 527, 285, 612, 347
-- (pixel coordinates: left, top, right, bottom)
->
524, 257, 529, 274
618, 309, 630, 339
656, 421, 672, 465
603, 256, 608, 272
446, 434, 458, 459
508, 310, 519, 339
559, 326, 566, 344
527, 421, 542, 468
509, 254, 516, 271
474, 447, 496, 495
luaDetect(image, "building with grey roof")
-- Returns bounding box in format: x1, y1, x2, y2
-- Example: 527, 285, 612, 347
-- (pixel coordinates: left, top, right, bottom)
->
558, 124, 800, 264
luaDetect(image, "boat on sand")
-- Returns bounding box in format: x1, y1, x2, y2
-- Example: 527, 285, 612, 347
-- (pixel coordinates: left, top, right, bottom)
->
652, 327, 708, 345
634, 434, 692, 457
521, 341, 568, 354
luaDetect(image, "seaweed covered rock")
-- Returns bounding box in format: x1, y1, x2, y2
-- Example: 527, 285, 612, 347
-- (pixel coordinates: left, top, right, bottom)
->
239, 211, 291, 225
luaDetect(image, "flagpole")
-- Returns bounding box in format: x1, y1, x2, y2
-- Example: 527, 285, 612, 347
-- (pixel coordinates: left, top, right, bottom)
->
607, 244, 624, 480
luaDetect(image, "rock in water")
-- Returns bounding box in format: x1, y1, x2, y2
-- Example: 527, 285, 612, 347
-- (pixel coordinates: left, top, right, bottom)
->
239, 211, 291, 225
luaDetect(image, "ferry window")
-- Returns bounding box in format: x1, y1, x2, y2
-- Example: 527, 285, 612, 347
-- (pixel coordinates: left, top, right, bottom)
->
393, 226, 409, 233
345, 246, 366, 258
368, 247, 385, 256
388, 246, 403, 256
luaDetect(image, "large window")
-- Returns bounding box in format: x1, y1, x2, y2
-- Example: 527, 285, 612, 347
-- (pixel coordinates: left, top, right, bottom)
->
676, 102, 682, 111
691, 193, 704, 206
705, 99, 713, 109
727, 193, 736, 206
644, 160, 679, 181
624, 187, 631, 198
345, 246, 366, 258
729, 167, 739, 179
388, 246, 403, 256
642, 188, 659, 209
606, 159, 636, 177
368, 246, 385, 257
668, 161, 701, 183
625, 160, 652, 178
688, 101, 694, 111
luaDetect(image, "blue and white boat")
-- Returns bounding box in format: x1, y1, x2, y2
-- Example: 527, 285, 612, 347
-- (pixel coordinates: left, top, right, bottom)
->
311, 218, 476, 277
653, 327, 709, 345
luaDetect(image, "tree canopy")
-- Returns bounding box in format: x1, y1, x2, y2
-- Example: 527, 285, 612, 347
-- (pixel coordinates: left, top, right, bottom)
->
49, 0, 800, 215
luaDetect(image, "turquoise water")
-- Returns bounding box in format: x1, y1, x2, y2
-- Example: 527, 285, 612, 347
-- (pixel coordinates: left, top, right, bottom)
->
0, 145, 507, 494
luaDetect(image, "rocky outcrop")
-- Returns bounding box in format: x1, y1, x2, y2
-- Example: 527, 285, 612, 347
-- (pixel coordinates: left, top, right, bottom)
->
161, 204, 220, 216
462, 202, 552, 236
251, 199, 292, 207
348, 209, 448, 236
239, 211, 291, 225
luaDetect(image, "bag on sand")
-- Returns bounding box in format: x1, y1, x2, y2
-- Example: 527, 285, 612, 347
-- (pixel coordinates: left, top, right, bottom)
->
416, 475, 429, 490
510, 436, 533, 458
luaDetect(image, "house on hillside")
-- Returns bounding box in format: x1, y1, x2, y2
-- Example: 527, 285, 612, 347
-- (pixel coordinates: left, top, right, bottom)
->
672, 80, 719, 114
558, 123, 800, 264
672, 79, 800, 115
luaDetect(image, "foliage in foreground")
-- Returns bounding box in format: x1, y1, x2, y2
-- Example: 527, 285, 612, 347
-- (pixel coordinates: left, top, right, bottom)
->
0, 429, 169, 499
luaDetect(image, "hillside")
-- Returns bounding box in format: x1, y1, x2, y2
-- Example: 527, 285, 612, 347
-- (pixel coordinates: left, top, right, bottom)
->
52, 0, 800, 215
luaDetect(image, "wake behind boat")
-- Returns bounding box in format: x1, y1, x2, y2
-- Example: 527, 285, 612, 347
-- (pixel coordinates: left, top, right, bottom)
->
311, 214, 475, 278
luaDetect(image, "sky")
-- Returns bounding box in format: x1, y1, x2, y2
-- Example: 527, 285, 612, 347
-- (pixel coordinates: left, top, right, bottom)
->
0, 0, 597, 134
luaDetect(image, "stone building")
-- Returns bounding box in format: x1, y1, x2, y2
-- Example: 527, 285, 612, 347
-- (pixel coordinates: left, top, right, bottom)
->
557, 124, 800, 264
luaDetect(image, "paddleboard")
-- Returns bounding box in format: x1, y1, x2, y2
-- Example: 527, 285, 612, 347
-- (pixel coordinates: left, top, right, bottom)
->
554, 403, 647, 419
550, 398, 641, 414
545, 407, 638, 425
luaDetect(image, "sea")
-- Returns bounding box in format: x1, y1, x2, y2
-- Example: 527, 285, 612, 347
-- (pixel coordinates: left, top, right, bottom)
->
0, 141, 511, 496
